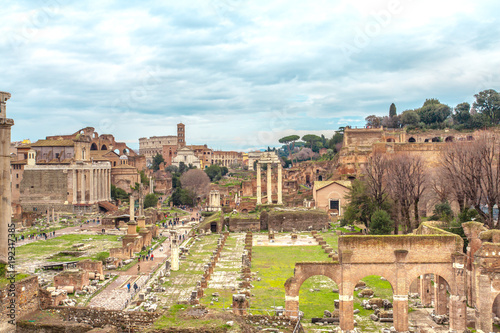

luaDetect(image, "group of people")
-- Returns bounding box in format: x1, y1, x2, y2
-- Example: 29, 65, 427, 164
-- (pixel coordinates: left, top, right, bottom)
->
17, 230, 56, 242
126, 282, 139, 293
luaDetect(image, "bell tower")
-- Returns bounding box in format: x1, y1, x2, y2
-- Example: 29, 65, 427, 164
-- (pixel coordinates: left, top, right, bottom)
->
177, 123, 185, 148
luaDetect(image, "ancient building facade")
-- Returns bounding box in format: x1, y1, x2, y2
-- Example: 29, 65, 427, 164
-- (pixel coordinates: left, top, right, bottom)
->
0, 91, 13, 264
338, 127, 488, 176
212, 150, 242, 167
11, 128, 143, 207
19, 136, 111, 214
139, 123, 185, 165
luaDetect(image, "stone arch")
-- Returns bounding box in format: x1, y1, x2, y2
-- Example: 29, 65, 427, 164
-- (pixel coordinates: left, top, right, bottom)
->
492, 292, 500, 319
123, 148, 129, 155
445, 136, 454, 142
432, 137, 441, 142
318, 175, 323, 181
101, 144, 108, 150
284, 263, 341, 317
406, 266, 455, 295
424, 138, 429, 142
408, 137, 416, 143
387, 138, 395, 142
347, 267, 396, 295
90, 143, 98, 150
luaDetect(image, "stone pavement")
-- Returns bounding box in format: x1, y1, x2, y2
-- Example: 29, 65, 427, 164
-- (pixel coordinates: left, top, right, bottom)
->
208, 233, 245, 290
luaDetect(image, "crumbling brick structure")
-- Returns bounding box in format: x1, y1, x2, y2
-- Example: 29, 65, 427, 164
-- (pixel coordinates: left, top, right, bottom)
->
284, 230, 466, 332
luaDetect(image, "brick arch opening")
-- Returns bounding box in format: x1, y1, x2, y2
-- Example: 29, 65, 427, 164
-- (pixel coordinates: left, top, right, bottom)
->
408, 137, 416, 143
284, 263, 341, 317
408, 273, 451, 318
284, 235, 466, 332
90, 143, 98, 150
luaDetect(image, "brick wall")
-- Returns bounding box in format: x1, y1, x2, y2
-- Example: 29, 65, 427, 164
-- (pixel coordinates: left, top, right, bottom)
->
266, 211, 328, 231
0, 276, 39, 333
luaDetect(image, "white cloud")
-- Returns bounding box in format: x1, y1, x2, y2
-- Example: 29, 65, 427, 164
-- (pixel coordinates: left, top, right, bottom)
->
2, 0, 500, 150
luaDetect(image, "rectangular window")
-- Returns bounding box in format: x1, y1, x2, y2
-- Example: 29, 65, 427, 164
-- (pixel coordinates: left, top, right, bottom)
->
329, 200, 340, 211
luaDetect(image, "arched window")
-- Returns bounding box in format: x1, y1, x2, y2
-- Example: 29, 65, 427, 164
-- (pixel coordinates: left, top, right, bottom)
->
90, 143, 98, 150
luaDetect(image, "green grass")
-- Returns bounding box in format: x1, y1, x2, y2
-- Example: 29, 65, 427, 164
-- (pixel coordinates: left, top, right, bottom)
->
321, 232, 339, 250
249, 245, 331, 317
0, 273, 31, 288
16, 234, 121, 260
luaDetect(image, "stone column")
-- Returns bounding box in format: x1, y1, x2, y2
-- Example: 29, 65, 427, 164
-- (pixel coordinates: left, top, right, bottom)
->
277, 163, 283, 205
434, 275, 447, 315
0, 92, 13, 264
170, 231, 179, 271
99, 169, 103, 201
89, 168, 94, 203
107, 168, 111, 201
420, 274, 432, 306
267, 163, 272, 204
80, 168, 85, 203
476, 273, 493, 332
449, 254, 467, 331
129, 196, 135, 222
72, 169, 77, 204
46, 210, 50, 223
150, 176, 153, 194
393, 250, 409, 333
256, 162, 261, 204
339, 255, 354, 331
52, 208, 55, 225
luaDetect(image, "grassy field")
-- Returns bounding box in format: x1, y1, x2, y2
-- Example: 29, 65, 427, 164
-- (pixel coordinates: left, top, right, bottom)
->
250, 245, 332, 318
16, 234, 121, 262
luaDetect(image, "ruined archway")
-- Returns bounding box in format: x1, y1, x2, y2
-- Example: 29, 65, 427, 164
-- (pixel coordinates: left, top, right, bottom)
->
101, 144, 108, 150
408, 137, 416, 143
432, 137, 441, 142
284, 233, 467, 332
352, 275, 395, 330
90, 143, 98, 150
284, 262, 341, 318
445, 136, 454, 142
387, 138, 395, 142
407, 273, 452, 329
298, 275, 339, 321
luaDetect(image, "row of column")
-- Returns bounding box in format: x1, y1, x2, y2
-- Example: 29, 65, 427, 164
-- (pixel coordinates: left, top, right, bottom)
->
72, 168, 111, 204
256, 162, 282, 205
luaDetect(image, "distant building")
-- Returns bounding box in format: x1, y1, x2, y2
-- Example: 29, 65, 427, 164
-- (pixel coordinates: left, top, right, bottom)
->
139, 123, 185, 166
171, 146, 201, 169
212, 150, 242, 167
312, 180, 351, 216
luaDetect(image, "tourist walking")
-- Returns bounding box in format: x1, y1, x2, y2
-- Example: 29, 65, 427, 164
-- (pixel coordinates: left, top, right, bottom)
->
127, 283, 131, 292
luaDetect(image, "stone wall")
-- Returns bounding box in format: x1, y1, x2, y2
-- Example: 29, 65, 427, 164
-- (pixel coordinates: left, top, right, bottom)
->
266, 210, 328, 231
20, 169, 68, 212
0, 276, 39, 333
47, 306, 161, 331
76, 260, 103, 276
54, 270, 89, 291
228, 218, 260, 232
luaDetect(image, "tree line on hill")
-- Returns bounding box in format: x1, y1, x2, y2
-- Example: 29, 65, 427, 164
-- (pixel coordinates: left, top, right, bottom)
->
365, 89, 500, 130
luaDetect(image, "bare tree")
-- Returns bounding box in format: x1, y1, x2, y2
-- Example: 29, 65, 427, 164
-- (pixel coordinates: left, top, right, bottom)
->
440, 134, 500, 227
180, 169, 210, 206
364, 152, 389, 207
387, 154, 427, 233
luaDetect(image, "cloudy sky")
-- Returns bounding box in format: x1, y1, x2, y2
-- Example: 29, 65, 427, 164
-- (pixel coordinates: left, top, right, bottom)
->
2, 0, 500, 151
